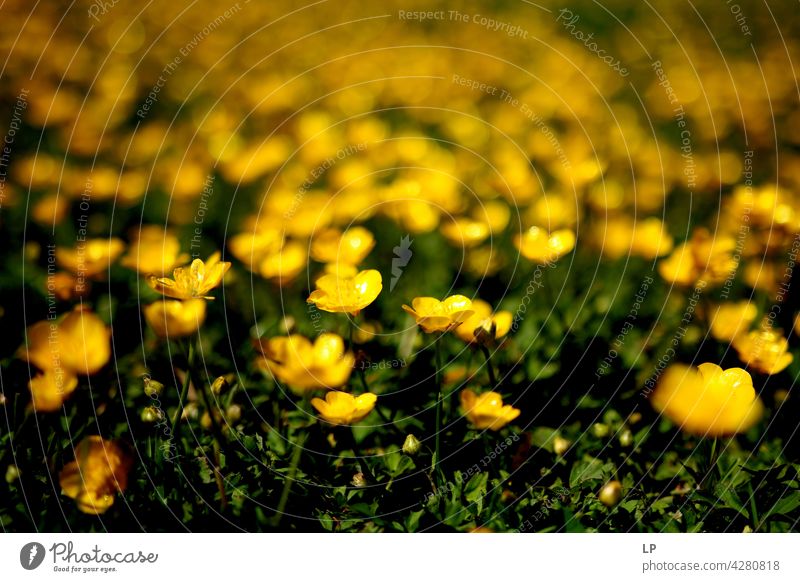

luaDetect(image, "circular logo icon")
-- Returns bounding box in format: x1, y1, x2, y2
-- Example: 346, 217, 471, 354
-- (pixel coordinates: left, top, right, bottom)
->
20, 542, 46, 570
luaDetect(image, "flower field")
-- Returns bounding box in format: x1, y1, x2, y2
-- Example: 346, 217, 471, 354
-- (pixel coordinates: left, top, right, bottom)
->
2, 0, 800, 533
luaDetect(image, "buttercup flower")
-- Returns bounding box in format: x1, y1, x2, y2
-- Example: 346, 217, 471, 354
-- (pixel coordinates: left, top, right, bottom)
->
258, 241, 307, 284
147, 252, 231, 300
28, 369, 79, 412
709, 301, 757, 342
56, 238, 125, 277
454, 299, 513, 344
227, 229, 283, 271
19, 308, 111, 376
403, 295, 474, 333
255, 333, 355, 393
651, 363, 763, 436
658, 228, 737, 287
121, 226, 188, 275
311, 391, 377, 425
143, 299, 207, 339
460, 389, 520, 430
441, 218, 491, 248
514, 226, 575, 264
307, 269, 382, 315
59, 436, 132, 514
733, 327, 793, 375
311, 227, 375, 265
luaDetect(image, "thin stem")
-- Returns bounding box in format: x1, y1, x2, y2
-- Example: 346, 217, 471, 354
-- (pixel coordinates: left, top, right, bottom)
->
432, 336, 443, 483
170, 338, 195, 440
479, 344, 498, 388
271, 432, 307, 528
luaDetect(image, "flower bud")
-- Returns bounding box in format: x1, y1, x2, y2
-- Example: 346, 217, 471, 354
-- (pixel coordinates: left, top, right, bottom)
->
144, 377, 164, 397
5, 464, 20, 483
351, 472, 367, 487
226, 403, 242, 423
402, 434, 421, 455
599, 480, 623, 507
141, 406, 164, 423
210, 376, 228, 395
619, 428, 633, 447
553, 435, 570, 455
592, 423, 609, 438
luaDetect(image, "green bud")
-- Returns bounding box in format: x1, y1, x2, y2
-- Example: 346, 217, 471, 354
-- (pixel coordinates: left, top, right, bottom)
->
5, 465, 20, 483
144, 377, 164, 397
599, 481, 623, 507
402, 434, 421, 455
141, 406, 163, 423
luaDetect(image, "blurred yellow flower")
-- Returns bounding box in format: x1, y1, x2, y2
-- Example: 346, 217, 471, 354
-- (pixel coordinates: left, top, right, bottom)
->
440, 218, 490, 248
255, 333, 354, 393
307, 269, 382, 315
311, 227, 375, 265
227, 229, 283, 271
460, 389, 520, 431
651, 363, 763, 436
19, 308, 111, 377
28, 369, 78, 412
403, 295, 474, 333
121, 226, 188, 275
311, 391, 377, 425
147, 252, 231, 300
56, 238, 125, 277
709, 302, 757, 342
258, 241, 307, 285
514, 227, 575, 264
631, 218, 673, 259
59, 436, 132, 514
733, 328, 793, 375
454, 299, 513, 344
658, 228, 737, 287
143, 299, 206, 339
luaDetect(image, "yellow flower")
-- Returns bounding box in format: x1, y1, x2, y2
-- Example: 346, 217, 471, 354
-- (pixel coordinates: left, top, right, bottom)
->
143, 299, 206, 339
651, 363, 763, 436
441, 218, 490, 248
227, 229, 283, 271
402, 295, 474, 333
311, 391, 377, 425
121, 226, 188, 275
28, 369, 78, 412
59, 436, 132, 514
454, 299, 513, 344
709, 302, 757, 342
311, 227, 375, 265
631, 218, 674, 259
514, 227, 575, 264
19, 308, 111, 377
56, 238, 125, 277
733, 328, 793, 375
255, 333, 355, 393
147, 252, 231, 300
307, 269, 382, 315
658, 228, 737, 287
259, 241, 307, 284
460, 389, 520, 431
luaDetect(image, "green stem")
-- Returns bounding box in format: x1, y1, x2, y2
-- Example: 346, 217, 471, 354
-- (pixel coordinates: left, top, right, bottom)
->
170, 338, 195, 440
479, 344, 498, 388
432, 336, 444, 483
271, 432, 307, 528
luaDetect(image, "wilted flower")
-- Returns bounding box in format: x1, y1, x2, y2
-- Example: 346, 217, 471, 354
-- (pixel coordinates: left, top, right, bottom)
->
454, 299, 513, 344
56, 238, 125, 277
651, 363, 763, 436
733, 327, 793, 375
403, 295, 474, 333
311, 390, 377, 425
20, 308, 111, 376
709, 301, 757, 342
121, 226, 189, 275
311, 227, 375, 265
143, 299, 206, 339
514, 226, 575, 264
307, 269, 382, 315
59, 436, 132, 514
460, 388, 520, 430
255, 333, 355, 393
147, 252, 231, 300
